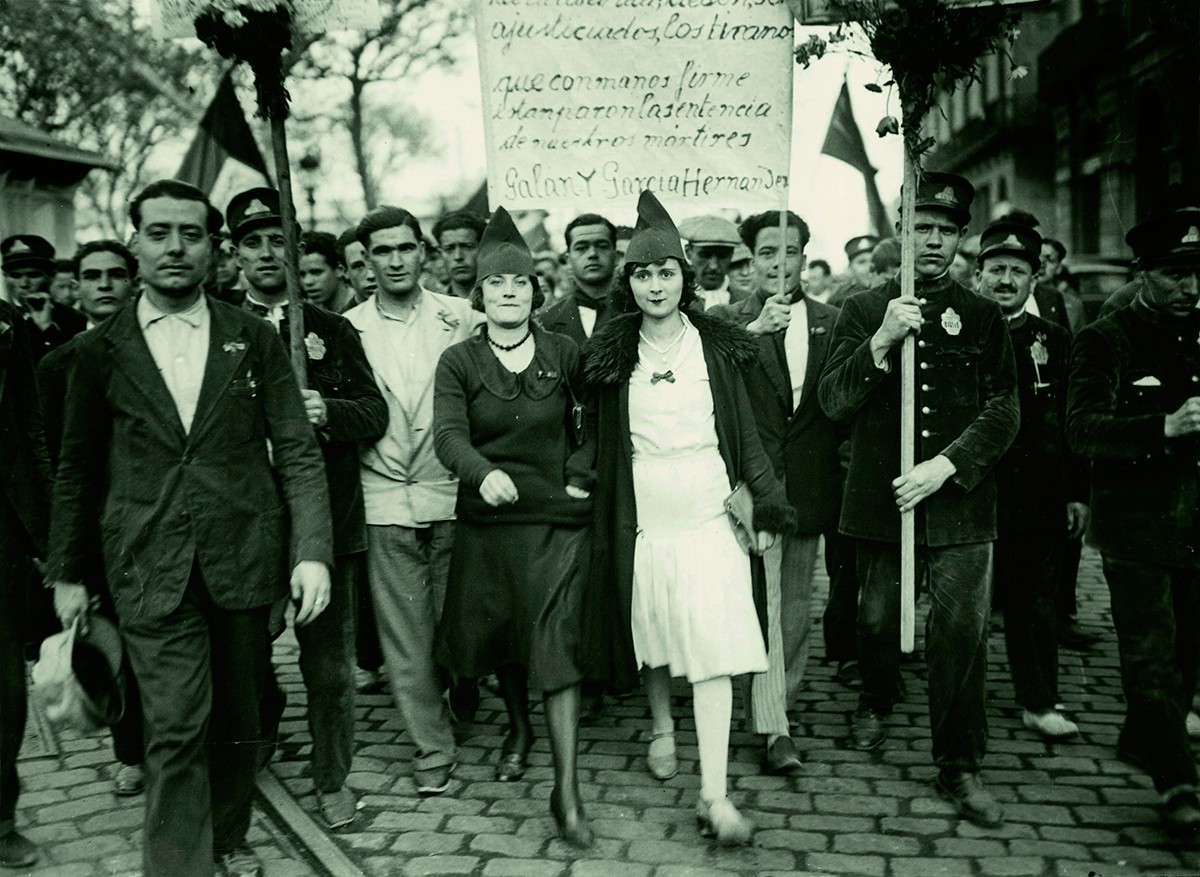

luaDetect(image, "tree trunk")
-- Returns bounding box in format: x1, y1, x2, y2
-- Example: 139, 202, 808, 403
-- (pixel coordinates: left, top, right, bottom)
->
348, 80, 377, 209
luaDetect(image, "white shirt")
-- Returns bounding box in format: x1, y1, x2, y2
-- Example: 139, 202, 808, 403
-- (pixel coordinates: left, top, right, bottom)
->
578, 304, 597, 338
1025, 292, 1041, 318
137, 294, 210, 434
783, 299, 809, 411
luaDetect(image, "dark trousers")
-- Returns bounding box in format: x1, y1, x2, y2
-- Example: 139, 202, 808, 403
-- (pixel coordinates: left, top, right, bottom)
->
1101, 554, 1199, 794
1056, 535, 1083, 621
0, 532, 27, 832
353, 552, 383, 672
262, 554, 358, 792
857, 539, 992, 776
995, 527, 1062, 711
121, 565, 270, 877
822, 527, 859, 663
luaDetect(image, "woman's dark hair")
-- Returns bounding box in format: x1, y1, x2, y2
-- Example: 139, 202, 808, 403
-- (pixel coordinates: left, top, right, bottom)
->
469, 274, 545, 315
610, 256, 698, 314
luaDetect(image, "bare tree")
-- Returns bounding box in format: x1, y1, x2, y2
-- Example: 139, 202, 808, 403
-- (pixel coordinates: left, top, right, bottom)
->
290, 0, 470, 209
0, 0, 213, 235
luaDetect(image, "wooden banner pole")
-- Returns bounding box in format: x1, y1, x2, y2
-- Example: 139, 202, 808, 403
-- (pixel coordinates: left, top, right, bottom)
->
777, 192, 790, 302
899, 149, 918, 654
269, 114, 307, 389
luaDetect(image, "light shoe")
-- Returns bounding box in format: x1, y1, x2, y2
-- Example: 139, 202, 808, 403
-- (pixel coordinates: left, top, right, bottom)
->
414, 763, 454, 796
646, 730, 678, 781
215, 847, 263, 877
936, 772, 1004, 828
695, 796, 754, 846
1023, 709, 1079, 740
114, 763, 145, 796
1187, 711, 1200, 739
316, 786, 357, 829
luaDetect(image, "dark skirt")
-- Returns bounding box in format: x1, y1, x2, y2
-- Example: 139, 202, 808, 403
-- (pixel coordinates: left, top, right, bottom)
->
437, 522, 588, 693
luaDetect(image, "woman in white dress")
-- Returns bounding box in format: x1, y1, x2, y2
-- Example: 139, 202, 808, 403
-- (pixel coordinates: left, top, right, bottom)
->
583, 190, 795, 844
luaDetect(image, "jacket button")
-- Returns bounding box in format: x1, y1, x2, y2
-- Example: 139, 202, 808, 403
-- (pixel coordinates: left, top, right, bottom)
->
920, 362, 930, 370
921, 406, 931, 414
921, 429, 931, 438
918, 340, 927, 348
921, 384, 931, 391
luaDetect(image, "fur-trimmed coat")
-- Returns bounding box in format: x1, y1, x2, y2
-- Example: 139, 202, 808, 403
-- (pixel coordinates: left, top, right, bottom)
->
580, 308, 795, 692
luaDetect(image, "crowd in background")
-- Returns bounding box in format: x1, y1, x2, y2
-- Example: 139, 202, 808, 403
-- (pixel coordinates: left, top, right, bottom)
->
1, 170, 1199, 877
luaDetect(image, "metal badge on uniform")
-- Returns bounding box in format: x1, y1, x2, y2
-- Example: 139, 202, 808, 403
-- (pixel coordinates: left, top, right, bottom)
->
940, 307, 962, 336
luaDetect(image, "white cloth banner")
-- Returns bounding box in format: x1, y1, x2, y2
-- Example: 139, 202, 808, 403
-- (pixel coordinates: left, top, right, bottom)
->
476, 0, 794, 211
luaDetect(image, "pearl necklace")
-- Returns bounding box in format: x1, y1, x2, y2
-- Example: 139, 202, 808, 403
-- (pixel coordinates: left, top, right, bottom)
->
638, 324, 687, 367
488, 328, 531, 352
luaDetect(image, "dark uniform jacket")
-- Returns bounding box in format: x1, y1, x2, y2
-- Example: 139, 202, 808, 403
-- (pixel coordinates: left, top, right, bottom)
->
48, 296, 334, 621
0, 300, 51, 557
1067, 298, 1200, 569
248, 301, 388, 557
818, 274, 1020, 546
995, 313, 1086, 533
712, 292, 843, 536
25, 302, 86, 365
582, 310, 795, 692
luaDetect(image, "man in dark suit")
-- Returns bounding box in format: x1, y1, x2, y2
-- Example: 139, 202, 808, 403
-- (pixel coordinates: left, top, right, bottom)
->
38, 239, 147, 798
975, 221, 1085, 742
48, 179, 333, 877
711, 210, 841, 774
535, 213, 618, 346
0, 297, 51, 870
818, 172, 1019, 827
1067, 204, 1200, 832
229, 187, 388, 829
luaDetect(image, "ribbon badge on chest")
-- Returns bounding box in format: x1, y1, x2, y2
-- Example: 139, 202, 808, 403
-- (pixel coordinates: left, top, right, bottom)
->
940, 307, 962, 336
1030, 334, 1049, 366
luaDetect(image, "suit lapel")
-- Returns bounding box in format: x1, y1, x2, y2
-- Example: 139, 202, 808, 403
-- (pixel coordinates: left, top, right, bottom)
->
188, 302, 249, 445
757, 332, 793, 415
105, 304, 187, 442
796, 301, 833, 414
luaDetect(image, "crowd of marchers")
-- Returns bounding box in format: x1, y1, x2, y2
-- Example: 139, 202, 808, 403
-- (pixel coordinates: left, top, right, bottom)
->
1, 169, 1199, 877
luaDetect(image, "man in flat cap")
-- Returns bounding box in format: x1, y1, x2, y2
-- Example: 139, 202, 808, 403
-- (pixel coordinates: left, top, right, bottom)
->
1067, 201, 1200, 833
819, 171, 1018, 828
975, 220, 1085, 743
228, 186, 388, 830
1, 235, 86, 364
677, 214, 745, 310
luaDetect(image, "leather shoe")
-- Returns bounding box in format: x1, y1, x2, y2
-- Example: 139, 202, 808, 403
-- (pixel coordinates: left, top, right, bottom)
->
215, 846, 263, 877
646, 730, 678, 781
849, 708, 886, 751
0, 830, 37, 869
1058, 621, 1101, 650
1163, 786, 1200, 834
834, 659, 861, 689
114, 763, 145, 796
764, 735, 803, 774
936, 771, 1004, 828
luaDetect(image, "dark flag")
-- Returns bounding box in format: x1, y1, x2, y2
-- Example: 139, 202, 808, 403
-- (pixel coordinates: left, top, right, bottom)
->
821, 79, 892, 238
176, 70, 270, 193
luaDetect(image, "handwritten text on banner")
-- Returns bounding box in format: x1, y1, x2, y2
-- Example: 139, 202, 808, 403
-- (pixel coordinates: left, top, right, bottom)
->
476, 0, 795, 210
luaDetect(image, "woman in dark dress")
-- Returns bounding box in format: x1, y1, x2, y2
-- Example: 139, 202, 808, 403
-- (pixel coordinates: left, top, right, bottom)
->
433, 207, 595, 848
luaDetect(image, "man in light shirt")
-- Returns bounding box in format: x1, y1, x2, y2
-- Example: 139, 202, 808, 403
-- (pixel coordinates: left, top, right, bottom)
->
344, 205, 481, 797
710, 211, 841, 775
48, 179, 333, 877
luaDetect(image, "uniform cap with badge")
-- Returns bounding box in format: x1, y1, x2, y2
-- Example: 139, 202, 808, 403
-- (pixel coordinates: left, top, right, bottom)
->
909, 171, 975, 227
226, 187, 299, 245
978, 220, 1042, 271
1126, 207, 1200, 270
0, 234, 55, 275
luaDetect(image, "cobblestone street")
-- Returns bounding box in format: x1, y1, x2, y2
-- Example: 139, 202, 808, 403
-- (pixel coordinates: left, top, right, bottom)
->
14, 546, 1200, 877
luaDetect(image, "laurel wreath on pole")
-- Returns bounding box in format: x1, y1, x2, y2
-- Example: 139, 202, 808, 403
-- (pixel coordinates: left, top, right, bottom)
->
793, 0, 1023, 652
190, 0, 307, 385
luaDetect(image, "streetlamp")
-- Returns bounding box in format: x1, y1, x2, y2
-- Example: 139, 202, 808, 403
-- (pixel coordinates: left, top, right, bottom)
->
296, 145, 322, 231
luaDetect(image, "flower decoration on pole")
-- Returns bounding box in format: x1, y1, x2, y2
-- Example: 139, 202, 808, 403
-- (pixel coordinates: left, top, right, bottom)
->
193, 0, 295, 119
